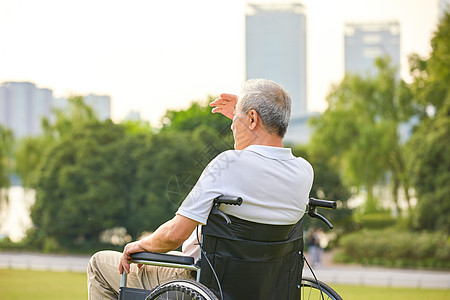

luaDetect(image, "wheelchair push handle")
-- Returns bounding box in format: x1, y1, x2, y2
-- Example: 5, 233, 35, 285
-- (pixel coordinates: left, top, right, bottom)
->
309, 198, 337, 209
307, 198, 337, 230
214, 195, 243, 206
212, 195, 243, 224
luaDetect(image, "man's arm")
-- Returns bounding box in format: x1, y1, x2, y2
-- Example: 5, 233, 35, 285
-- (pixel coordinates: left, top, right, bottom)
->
210, 93, 237, 119
118, 214, 200, 274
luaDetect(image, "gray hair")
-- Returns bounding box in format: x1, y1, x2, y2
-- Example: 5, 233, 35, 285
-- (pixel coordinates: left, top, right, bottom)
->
239, 79, 291, 137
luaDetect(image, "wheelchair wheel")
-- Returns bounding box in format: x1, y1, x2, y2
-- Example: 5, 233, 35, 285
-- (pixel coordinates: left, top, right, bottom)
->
301, 276, 342, 300
146, 279, 218, 300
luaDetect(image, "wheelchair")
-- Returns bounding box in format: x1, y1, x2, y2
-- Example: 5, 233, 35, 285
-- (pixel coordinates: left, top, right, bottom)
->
118, 196, 342, 300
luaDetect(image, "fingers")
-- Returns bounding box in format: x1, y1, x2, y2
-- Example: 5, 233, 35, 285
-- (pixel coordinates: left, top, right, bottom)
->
210, 94, 237, 106
209, 93, 237, 120
209, 99, 229, 109
211, 107, 223, 114
220, 93, 238, 101
118, 253, 131, 274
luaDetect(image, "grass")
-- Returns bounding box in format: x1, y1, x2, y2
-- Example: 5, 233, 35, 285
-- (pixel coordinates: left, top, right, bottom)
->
0, 269, 449, 299
332, 284, 449, 300
0, 269, 87, 300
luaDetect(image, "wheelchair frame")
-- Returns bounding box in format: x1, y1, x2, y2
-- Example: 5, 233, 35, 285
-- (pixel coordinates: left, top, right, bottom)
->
118, 196, 342, 300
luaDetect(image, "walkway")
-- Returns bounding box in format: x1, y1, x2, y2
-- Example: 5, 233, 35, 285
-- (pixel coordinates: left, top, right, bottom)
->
1, 252, 449, 289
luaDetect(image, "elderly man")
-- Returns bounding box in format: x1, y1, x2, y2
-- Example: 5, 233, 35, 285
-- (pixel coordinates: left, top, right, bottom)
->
87, 79, 314, 299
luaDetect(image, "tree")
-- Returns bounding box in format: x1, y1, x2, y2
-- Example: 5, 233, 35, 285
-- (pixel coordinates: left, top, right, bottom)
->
14, 96, 99, 192
42, 95, 98, 140
309, 57, 414, 213
14, 137, 46, 189
407, 104, 450, 232
127, 99, 234, 237
29, 97, 235, 249
407, 11, 450, 232
161, 97, 232, 137
31, 121, 136, 248
292, 145, 353, 232
0, 125, 14, 211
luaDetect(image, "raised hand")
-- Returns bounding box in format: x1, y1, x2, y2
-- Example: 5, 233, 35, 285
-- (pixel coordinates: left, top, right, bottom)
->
210, 93, 238, 120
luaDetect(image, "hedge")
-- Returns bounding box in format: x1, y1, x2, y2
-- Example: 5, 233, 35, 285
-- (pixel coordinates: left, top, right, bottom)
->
335, 229, 450, 269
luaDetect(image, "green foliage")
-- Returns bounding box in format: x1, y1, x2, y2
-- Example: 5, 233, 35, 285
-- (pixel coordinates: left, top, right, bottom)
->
309, 57, 414, 213
406, 11, 450, 232
161, 97, 232, 136
27, 97, 234, 250
336, 229, 450, 269
0, 125, 14, 210
291, 145, 353, 233
42, 96, 98, 140
121, 119, 153, 136
406, 104, 450, 232
0, 125, 14, 188
409, 12, 450, 114
356, 212, 397, 230
31, 121, 137, 248
292, 145, 351, 204
14, 136, 48, 189
14, 96, 100, 191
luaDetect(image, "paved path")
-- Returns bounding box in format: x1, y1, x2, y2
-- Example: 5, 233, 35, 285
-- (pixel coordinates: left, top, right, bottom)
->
1, 252, 449, 289
0, 252, 90, 272
303, 265, 450, 289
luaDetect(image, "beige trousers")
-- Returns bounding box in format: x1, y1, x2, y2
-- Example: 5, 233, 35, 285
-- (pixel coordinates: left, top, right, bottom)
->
87, 250, 193, 300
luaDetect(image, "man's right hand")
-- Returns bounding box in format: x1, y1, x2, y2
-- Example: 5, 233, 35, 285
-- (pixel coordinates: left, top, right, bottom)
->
210, 93, 237, 120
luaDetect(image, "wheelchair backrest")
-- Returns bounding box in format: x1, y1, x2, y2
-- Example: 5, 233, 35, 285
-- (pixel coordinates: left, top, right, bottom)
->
199, 212, 304, 300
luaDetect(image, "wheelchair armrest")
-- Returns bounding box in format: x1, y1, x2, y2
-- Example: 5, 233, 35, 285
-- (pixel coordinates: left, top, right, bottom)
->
130, 252, 194, 265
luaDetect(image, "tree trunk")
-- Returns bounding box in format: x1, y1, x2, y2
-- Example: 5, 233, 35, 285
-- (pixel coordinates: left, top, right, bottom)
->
365, 184, 377, 213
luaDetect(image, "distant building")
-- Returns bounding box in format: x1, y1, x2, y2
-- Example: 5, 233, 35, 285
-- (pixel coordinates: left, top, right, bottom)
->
84, 94, 111, 121
0, 81, 111, 138
344, 22, 400, 76
124, 110, 142, 121
245, 1, 307, 118
439, 0, 450, 18
0, 82, 53, 138
284, 113, 319, 146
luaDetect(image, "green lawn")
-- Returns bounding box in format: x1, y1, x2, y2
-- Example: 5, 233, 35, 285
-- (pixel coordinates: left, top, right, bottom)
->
330, 284, 449, 300
0, 269, 449, 300
0, 269, 87, 300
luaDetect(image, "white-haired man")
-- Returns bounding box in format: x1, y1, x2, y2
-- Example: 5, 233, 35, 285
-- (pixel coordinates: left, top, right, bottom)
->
87, 79, 313, 299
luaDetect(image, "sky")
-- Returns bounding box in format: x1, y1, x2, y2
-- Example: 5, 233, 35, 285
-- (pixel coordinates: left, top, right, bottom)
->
0, 0, 442, 126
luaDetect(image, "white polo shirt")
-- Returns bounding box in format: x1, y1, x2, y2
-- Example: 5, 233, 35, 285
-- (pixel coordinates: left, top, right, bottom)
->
176, 144, 314, 259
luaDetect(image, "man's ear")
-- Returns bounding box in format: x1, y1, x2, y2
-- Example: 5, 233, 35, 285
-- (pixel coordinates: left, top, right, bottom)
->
248, 110, 259, 130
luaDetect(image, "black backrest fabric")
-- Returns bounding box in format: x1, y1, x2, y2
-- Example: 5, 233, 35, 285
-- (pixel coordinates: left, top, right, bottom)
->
199, 213, 304, 300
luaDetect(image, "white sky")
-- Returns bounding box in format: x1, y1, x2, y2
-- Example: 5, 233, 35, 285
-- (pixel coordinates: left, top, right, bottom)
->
0, 0, 441, 126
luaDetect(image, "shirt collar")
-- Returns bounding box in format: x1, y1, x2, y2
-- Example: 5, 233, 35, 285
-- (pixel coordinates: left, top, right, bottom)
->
243, 145, 295, 160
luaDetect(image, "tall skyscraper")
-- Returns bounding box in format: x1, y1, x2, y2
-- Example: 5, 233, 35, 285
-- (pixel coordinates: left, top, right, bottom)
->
245, 2, 307, 118
344, 22, 400, 76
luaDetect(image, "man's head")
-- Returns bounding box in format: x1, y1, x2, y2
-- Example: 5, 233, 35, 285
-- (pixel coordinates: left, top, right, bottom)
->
232, 79, 291, 150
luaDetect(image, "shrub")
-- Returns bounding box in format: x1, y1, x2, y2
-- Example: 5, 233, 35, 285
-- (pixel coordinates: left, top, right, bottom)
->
358, 212, 397, 230
336, 229, 450, 269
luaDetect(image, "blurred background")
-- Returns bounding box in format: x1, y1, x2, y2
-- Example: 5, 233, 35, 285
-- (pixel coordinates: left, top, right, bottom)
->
0, 0, 449, 285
